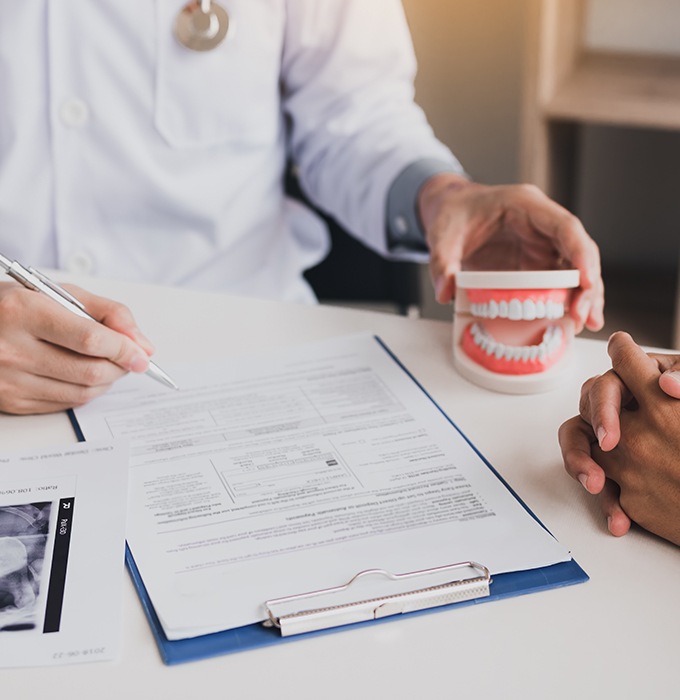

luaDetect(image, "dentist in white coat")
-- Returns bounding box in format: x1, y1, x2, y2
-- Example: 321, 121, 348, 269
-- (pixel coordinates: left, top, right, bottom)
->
0, 0, 604, 414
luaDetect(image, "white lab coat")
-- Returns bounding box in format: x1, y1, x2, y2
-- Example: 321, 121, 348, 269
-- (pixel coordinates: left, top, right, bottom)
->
0, 0, 457, 303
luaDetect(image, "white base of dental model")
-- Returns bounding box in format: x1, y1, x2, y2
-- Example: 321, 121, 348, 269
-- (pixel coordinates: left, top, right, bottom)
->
453, 270, 580, 394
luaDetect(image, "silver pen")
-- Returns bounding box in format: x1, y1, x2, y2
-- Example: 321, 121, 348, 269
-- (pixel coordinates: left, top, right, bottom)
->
0, 252, 178, 390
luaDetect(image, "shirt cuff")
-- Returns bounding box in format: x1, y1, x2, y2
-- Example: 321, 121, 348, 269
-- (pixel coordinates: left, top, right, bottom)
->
386, 158, 466, 253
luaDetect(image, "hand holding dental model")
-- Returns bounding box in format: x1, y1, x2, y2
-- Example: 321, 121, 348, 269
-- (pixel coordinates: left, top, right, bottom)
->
418, 174, 604, 334
418, 174, 604, 393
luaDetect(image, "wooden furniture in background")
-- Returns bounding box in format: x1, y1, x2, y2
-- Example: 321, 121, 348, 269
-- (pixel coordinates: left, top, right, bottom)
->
521, 0, 680, 347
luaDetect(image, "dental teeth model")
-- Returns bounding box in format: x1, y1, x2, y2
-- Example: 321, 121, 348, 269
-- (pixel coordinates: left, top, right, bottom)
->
453, 269, 580, 393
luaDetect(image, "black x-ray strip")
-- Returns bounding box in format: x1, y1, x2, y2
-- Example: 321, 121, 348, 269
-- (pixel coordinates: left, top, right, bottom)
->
43, 497, 75, 633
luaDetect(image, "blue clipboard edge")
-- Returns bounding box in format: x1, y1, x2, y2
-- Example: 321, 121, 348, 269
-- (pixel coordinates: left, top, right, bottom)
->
66, 334, 588, 665
124, 543, 587, 666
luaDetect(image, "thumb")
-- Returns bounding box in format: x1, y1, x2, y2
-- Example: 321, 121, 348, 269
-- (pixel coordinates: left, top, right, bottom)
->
651, 352, 680, 398
659, 370, 680, 398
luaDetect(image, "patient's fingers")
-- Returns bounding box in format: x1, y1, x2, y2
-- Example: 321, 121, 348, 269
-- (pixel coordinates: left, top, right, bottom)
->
558, 416, 606, 494
578, 370, 631, 451
607, 332, 661, 405
649, 352, 680, 399
598, 479, 632, 537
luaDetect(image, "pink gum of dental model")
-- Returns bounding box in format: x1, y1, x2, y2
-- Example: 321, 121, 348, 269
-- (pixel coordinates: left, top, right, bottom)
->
453, 269, 580, 394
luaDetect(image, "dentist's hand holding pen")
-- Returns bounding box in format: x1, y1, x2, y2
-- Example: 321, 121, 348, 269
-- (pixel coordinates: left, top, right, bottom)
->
0, 253, 177, 415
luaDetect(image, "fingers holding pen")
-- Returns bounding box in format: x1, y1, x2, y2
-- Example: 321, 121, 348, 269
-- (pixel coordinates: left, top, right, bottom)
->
0, 365, 115, 415
0, 283, 155, 413
66, 285, 156, 355
21, 287, 153, 374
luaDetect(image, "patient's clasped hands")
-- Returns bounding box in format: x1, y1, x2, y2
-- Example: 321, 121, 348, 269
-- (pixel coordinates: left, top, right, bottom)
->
560, 331, 680, 546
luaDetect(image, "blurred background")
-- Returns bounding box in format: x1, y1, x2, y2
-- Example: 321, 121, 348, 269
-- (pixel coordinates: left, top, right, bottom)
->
342, 0, 680, 349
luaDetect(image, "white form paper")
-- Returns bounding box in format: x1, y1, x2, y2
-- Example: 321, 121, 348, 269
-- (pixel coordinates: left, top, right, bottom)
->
74, 334, 570, 640
0, 441, 128, 666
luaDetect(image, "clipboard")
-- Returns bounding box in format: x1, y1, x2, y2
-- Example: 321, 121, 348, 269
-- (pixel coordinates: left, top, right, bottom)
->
67, 336, 588, 665
121, 549, 586, 665
121, 545, 585, 665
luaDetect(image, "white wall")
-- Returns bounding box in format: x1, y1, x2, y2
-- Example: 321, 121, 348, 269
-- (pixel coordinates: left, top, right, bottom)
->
585, 0, 680, 56
402, 0, 527, 185
401, 0, 529, 318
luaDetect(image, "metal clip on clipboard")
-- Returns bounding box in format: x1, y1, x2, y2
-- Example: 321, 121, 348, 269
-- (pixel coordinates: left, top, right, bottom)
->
264, 561, 491, 637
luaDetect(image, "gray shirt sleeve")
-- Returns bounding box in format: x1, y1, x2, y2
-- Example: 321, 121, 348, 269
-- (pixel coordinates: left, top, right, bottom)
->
386, 158, 467, 254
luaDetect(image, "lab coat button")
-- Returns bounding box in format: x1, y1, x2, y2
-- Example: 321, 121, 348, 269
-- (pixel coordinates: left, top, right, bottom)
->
59, 99, 90, 128
66, 251, 94, 274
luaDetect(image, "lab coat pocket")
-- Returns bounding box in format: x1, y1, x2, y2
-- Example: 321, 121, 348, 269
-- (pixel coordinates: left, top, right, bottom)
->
154, 0, 284, 149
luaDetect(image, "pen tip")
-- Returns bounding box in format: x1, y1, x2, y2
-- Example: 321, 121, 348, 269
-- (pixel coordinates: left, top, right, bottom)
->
146, 362, 179, 391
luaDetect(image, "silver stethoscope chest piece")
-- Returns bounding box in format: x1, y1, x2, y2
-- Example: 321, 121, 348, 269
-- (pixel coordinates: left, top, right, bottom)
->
175, 0, 230, 52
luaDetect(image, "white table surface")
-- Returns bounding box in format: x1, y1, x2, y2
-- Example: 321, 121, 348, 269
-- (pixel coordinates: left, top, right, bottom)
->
2, 275, 679, 699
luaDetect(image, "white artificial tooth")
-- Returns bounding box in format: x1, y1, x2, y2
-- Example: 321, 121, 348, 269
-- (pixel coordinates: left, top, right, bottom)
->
551, 327, 563, 351
546, 301, 564, 320
485, 339, 495, 355
480, 303, 489, 318
494, 343, 505, 359
508, 299, 522, 320
521, 346, 531, 361
488, 300, 499, 319
538, 344, 548, 361
551, 301, 561, 319
535, 300, 546, 318
512, 347, 522, 361
499, 300, 509, 318
504, 346, 514, 360
523, 299, 537, 321
530, 346, 539, 360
